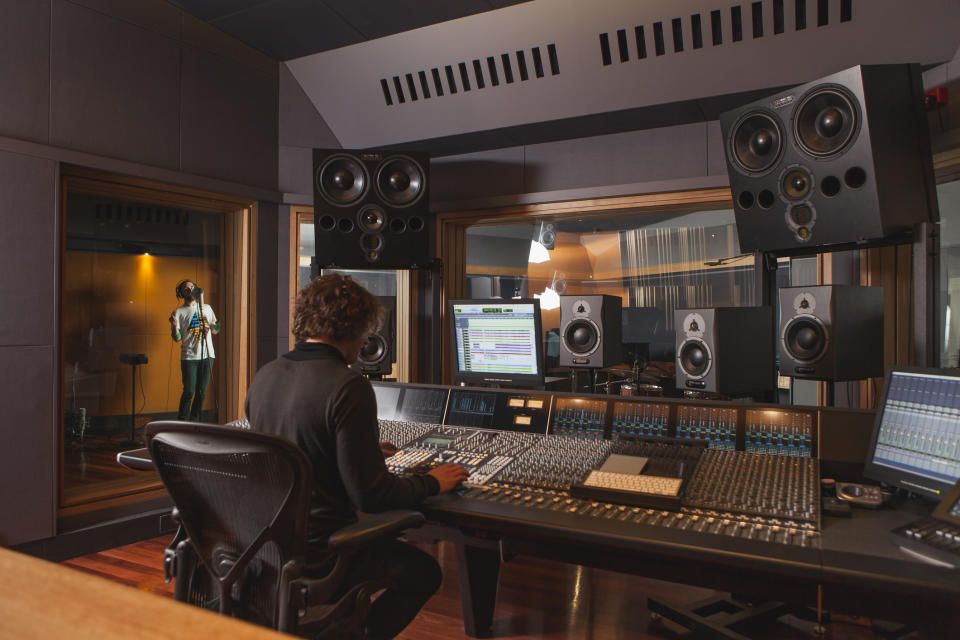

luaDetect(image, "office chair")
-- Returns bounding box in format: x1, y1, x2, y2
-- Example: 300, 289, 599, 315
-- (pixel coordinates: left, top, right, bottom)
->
146, 420, 425, 639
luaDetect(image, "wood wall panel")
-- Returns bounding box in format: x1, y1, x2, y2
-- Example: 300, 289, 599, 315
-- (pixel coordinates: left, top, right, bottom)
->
61, 253, 219, 417
50, 0, 181, 169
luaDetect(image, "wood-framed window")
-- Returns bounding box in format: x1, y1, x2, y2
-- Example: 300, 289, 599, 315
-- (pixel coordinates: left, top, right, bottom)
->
58, 167, 257, 520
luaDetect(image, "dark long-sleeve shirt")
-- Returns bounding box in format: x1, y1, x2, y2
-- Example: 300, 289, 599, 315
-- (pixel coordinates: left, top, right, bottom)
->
244, 342, 438, 552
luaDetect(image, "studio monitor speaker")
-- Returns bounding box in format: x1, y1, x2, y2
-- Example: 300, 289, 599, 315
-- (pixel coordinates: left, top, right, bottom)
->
313, 149, 431, 269
778, 285, 883, 381
559, 295, 622, 368
720, 64, 937, 254
535, 220, 556, 250
352, 296, 396, 376
675, 307, 774, 395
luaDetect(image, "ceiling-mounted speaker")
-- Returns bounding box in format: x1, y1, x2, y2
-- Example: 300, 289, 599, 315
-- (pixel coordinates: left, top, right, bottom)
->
720, 64, 938, 254
352, 296, 396, 377
535, 221, 556, 250
674, 307, 774, 396
313, 149, 431, 269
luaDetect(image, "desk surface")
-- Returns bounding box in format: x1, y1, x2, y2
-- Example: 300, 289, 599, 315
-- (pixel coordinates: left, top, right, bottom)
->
0, 547, 287, 640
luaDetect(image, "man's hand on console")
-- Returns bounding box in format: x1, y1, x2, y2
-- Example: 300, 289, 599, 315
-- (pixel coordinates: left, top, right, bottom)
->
379, 441, 398, 457
428, 464, 470, 493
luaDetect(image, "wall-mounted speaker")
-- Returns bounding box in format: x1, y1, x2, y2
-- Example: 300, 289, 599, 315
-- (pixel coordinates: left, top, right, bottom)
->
778, 285, 883, 381
313, 149, 432, 269
352, 296, 396, 376
559, 294, 622, 368
720, 64, 937, 254
675, 307, 774, 395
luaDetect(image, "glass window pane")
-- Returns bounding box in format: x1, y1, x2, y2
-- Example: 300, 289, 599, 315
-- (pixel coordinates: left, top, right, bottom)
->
465, 208, 755, 371
63, 190, 222, 507
939, 180, 960, 367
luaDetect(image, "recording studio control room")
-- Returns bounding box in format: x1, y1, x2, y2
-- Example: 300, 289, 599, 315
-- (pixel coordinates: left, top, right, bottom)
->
5, 1, 960, 639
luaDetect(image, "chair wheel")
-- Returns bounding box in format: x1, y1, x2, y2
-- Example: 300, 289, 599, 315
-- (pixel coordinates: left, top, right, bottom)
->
650, 613, 662, 621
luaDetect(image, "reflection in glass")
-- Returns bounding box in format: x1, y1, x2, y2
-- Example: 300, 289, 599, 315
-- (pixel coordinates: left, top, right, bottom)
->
62, 191, 221, 507
939, 180, 960, 367
465, 208, 756, 372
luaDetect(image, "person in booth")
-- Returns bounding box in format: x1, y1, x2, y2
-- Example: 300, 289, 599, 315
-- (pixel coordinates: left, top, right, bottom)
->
169, 279, 219, 421
244, 274, 468, 640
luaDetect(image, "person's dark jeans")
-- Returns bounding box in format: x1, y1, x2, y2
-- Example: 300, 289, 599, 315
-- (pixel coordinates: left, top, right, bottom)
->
310, 539, 442, 640
178, 358, 213, 421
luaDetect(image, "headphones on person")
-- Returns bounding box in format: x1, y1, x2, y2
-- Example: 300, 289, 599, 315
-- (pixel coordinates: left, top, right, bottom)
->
175, 279, 193, 300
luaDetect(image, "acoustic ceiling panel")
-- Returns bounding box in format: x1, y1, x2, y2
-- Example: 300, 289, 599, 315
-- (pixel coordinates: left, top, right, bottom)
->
286, 0, 960, 149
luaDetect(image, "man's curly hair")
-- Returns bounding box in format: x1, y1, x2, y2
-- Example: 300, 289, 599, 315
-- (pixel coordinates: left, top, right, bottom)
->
293, 274, 383, 343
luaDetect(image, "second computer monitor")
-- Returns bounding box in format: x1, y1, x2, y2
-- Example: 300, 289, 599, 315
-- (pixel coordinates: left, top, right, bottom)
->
864, 367, 960, 500
450, 299, 544, 387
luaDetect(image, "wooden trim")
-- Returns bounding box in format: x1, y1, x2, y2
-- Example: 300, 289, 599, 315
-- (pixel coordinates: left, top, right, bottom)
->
57, 487, 170, 520
62, 165, 259, 210
221, 206, 255, 422
435, 188, 734, 384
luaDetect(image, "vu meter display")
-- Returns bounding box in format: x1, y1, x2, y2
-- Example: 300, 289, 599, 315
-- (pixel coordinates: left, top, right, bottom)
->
551, 397, 607, 439
450, 300, 544, 386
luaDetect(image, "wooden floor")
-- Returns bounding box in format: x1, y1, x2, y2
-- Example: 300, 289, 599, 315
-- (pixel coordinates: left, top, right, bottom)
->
60, 536, 898, 639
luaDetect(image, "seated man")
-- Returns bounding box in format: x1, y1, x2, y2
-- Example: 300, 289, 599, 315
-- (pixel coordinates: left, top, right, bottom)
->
245, 274, 467, 640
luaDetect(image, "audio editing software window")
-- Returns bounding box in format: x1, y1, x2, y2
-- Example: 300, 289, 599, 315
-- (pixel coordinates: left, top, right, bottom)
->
871, 371, 960, 486
452, 303, 540, 377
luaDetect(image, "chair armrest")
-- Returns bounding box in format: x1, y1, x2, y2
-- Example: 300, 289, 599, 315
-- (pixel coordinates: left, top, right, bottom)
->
326, 510, 425, 552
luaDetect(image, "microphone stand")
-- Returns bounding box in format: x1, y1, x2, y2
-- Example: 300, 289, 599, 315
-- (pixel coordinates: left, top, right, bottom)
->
196, 292, 208, 421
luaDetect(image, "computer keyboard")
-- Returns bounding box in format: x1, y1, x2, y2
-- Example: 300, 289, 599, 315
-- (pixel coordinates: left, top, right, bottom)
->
570, 470, 684, 509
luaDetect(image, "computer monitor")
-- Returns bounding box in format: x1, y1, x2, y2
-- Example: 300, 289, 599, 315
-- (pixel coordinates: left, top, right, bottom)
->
449, 299, 544, 387
864, 367, 960, 500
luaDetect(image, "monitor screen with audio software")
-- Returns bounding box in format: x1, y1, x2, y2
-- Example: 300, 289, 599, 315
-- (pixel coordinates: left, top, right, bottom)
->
864, 367, 960, 500
450, 299, 544, 387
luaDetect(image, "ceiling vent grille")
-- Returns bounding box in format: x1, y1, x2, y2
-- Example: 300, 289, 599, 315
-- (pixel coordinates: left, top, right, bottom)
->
599, 0, 852, 66
379, 43, 560, 106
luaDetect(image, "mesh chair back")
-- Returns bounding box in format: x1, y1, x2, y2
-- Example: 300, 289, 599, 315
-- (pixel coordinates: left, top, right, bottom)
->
146, 421, 313, 627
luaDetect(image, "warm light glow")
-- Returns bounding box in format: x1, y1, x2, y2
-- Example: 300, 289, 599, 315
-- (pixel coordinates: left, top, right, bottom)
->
534, 285, 560, 310
528, 240, 550, 264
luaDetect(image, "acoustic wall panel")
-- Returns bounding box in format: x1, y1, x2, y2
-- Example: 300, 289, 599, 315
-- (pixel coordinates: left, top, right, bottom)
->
0, 0, 50, 143
50, 0, 181, 169
180, 45, 279, 190
0, 151, 57, 347
0, 346, 56, 545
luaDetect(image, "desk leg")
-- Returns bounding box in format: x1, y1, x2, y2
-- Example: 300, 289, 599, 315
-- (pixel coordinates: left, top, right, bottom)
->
455, 544, 500, 638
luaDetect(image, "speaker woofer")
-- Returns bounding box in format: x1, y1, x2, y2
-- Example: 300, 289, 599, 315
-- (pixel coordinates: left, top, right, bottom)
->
783, 316, 828, 363
376, 155, 425, 207
317, 155, 368, 206
730, 112, 783, 174
795, 88, 858, 157
678, 339, 712, 378
562, 319, 600, 356
358, 334, 388, 365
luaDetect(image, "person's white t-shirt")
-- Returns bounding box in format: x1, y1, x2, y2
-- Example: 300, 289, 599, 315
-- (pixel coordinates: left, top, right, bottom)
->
172, 302, 217, 360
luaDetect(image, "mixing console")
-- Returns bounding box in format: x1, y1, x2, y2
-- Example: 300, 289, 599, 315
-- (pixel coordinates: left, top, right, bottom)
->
745, 409, 814, 457
684, 450, 819, 523
378, 420, 433, 449
485, 435, 612, 490
463, 484, 820, 548
551, 397, 607, 439
395, 388, 448, 424
611, 401, 670, 439
675, 406, 737, 449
